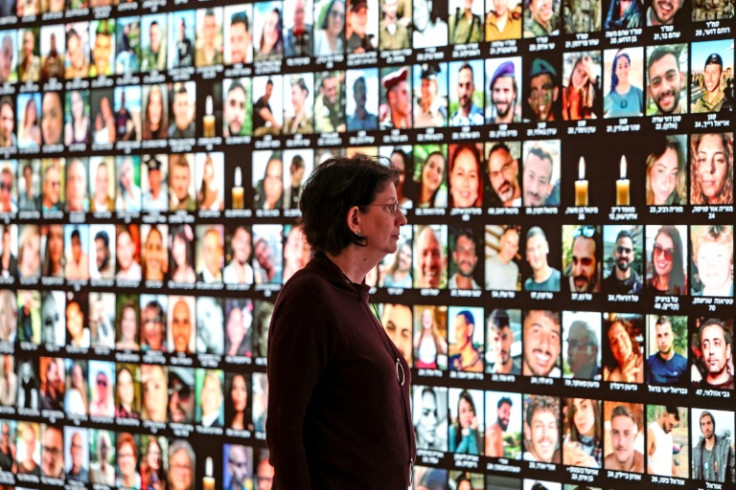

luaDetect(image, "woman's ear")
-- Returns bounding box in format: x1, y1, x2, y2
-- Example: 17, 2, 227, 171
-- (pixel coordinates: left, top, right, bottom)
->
346, 205, 361, 236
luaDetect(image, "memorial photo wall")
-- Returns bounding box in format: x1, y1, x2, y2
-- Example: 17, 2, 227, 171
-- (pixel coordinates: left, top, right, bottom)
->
0, 0, 733, 488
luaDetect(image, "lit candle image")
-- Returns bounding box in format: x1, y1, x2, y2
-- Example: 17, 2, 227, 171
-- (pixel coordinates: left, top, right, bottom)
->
575, 156, 588, 206
616, 155, 630, 206
232, 167, 244, 209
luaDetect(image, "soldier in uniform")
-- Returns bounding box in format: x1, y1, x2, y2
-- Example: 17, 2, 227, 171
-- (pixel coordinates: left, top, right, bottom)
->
692, 53, 728, 114
379, 0, 410, 50
564, 0, 601, 33
526, 58, 560, 121
379, 66, 412, 129
604, 0, 643, 29
414, 64, 447, 128
488, 60, 521, 124
486, 0, 522, 40
450, 0, 483, 44
523, 0, 560, 37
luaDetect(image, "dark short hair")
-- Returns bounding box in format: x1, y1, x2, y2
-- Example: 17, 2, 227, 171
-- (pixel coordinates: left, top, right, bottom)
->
94, 230, 109, 247
615, 229, 633, 244
611, 404, 635, 424
700, 410, 715, 432
664, 406, 680, 421
227, 80, 246, 97
453, 228, 474, 248
457, 310, 475, 328
647, 46, 679, 74
71, 229, 81, 242
699, 318, 732, 346
497, 396, 512, 409
300, 156, 397, 256
231, 12, 250, 31
0, 96, 12, 111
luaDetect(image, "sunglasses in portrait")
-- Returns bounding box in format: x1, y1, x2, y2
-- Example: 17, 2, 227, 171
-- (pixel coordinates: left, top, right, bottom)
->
652, 243, 674, 261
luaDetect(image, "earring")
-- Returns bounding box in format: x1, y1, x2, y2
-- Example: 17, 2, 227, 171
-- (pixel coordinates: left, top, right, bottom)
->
356, 230, 362, 238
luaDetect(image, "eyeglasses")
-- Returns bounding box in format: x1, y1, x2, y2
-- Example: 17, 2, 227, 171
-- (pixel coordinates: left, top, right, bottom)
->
367, 201, 400, 215
169, 383, 192, 399
616, 246, 633, 255
653, 243, 674, 261
329, 9, 344, 20
0, 182, 11, 191
572, 225, 596, 239
96, 378, 107, 387
229, 459, 247, 469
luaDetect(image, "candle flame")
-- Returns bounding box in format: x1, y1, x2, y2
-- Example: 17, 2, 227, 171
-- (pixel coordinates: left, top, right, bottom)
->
578, 157, 585, 181
619, 155, 627, 180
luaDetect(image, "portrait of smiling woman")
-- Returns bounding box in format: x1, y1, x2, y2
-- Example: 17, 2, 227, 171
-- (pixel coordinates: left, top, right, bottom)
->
267, 155, 415, 487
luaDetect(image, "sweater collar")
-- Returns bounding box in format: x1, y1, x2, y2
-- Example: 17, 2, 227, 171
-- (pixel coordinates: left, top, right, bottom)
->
309, 252, 371, 301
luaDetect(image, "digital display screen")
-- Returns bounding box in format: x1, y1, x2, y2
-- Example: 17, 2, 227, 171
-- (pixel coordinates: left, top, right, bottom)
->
0, 0, 733, 488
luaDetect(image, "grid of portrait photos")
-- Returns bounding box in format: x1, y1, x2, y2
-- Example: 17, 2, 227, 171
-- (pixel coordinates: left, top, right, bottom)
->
0, 0, 733, 488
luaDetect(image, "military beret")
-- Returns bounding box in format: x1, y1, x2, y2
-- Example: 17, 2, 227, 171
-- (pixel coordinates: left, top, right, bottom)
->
529, 58, 557, 80
491, 60, 516, 88
382, 66, 408, 91
705, 53, 723, 68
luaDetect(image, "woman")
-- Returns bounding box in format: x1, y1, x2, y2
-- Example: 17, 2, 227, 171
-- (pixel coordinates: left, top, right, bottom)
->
449, 144, 482, 208
647, 225, 687, 295
140, 437, 164, 490
417, 151, 447, 208
645, 136, 686, 205
226, 373, 252, 431
116, 365, 139, 419
93, 96, 116, 144
64, 361, 88, 416
19, 97, 41, 149
64, 90, 89, 145
390, 149, 413, 209
562, 398, 601, 468
197, 155, 223, 211
116, 157, 142, 212
604, 50, 643, 118
448, 390, 480, 455
313, 0, 345, 56
413, 0, 448, 48
691, 225, 733, 297
256, 8, 284, 61
142, 85, 167, 140
141, 364, 167, 423
691, 132, 733, 205
41, 224, 64, 278
604, 0, 643, 30
224, 304, 252, 357
603, 318, 643, 383
116, 301, 140, 351
40, 357, 64, 411
267, 155, 414, 486
116, 433, 141, 489
90, 160, 115, 212
413, 307, 447, 369
17, 225, 40, 279
142, 226, 167, 282
383, 241, 412, 288
562, 55, 597, 121
168, 225, 196, 283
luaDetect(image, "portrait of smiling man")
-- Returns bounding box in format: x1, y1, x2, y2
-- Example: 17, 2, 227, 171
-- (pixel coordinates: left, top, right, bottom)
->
646, 44, 686, 116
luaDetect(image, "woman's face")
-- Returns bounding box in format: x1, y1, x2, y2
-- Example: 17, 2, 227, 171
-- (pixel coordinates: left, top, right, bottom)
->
458, 397, 475, 428
72, 364, 83, 387
696, 134, 729, 201
572, 398, 595, 437
696, 240, 732, 290
422, 309, 433, 329
121, 306, 137, 341
652, 232, 674, 277
649, 147, 678, 205
26, 100, 37, 125
398, 244, 411, 270
227, 308, 245, 346
118, 441, 136, 477
143, 367, 167, 421
615, 56, 630, 84
71, 91, 84, 119
231, 374, 247, 412
117, 368, 134, 405
263, 11, 280, 48
148, 88, 163, 127
145, 229, 163, 274
450, 148, 479, 207
146, 440, 161, 470
172, 235, 187, 267
48, 225, 63, 263
571, 61, 588, 88
327, 1, 345, 36
390, 153, 406, 187
422, 154, 444, 193
608, 322, 632, 367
